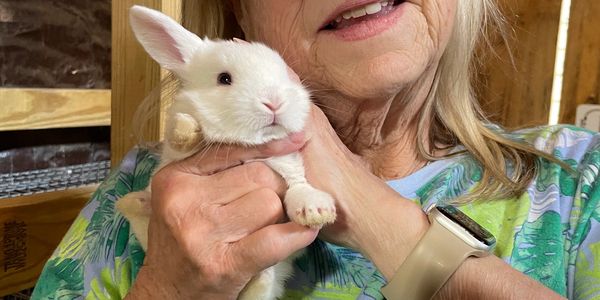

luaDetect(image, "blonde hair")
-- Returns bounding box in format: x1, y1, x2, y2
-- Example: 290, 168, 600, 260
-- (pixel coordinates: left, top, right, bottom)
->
416, 0, 571, 202
152, 0, 567, 203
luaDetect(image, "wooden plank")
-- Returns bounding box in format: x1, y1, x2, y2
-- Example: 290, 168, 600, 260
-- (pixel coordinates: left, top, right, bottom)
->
559, 0, 600, 124
477, 0, 562, 128
111, 0, 180, 165
0, 186, 96, 296
0, 88, 110, 131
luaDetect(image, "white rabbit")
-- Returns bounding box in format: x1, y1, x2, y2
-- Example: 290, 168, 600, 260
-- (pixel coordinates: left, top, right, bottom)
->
115, 5, 337, 300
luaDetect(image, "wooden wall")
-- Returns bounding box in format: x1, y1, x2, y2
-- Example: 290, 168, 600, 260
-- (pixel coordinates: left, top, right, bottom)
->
111, 0, 180, 165
559, 0, 600, 124
112, 0, 163, 166
478, 0, 562, 128
479, 0, 600, 129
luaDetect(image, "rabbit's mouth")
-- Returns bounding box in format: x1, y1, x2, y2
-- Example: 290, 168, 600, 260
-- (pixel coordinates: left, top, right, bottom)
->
259, 124, 289, 143
320, 0, 405, 31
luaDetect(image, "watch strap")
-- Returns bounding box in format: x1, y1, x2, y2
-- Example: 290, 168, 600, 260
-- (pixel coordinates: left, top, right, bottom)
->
381, 217, 474, 300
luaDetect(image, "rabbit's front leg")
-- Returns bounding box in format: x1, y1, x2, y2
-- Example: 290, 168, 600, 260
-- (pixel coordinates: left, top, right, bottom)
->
266, 152, 336, 228
165, 112, 202, 153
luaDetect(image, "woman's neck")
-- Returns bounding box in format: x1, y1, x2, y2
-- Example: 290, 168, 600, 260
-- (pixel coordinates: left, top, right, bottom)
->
314, 68, 437, 180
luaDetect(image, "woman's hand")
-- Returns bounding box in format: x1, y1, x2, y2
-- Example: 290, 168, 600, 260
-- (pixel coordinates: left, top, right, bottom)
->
126, 134, 318, 299
298, 105, 430, 277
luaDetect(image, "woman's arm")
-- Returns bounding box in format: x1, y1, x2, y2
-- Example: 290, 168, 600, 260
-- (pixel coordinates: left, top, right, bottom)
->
357, 195, 565, 300
438, 254, 565, 299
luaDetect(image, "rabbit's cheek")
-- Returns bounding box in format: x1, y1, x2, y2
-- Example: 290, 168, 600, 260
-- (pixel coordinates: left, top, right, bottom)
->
276, 112, 305, 133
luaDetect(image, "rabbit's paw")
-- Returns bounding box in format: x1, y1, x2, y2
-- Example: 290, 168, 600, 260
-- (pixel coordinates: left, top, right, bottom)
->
116, 191, 152, 250
285, 183, 336, 228
116, 191, 152, 218
168, 113, 201, 152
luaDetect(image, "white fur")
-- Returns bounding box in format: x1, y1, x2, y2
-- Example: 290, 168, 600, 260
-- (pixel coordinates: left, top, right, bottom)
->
117, 6, 336, 300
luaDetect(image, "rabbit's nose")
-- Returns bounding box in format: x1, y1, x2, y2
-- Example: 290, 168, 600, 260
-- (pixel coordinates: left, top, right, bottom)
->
262, 101, 282, 112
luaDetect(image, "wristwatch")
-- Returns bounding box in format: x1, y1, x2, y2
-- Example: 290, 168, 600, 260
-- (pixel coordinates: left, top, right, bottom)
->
381, 204, 496, 300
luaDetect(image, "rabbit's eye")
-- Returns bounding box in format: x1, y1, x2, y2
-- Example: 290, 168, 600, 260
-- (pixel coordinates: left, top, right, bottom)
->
218, 72, 232, 85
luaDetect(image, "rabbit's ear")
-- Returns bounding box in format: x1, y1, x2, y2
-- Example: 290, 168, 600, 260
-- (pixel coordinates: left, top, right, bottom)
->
129, 5, 203, 73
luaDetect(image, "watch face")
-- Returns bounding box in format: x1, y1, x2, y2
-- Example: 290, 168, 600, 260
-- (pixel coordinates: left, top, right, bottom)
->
437, 205, 496, 246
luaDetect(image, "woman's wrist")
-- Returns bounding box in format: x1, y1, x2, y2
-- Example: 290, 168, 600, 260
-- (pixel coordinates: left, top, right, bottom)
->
354, 192, 429, 279
354, 193, 565, 300
125, 267, 174, 299
126, 266, 238, 300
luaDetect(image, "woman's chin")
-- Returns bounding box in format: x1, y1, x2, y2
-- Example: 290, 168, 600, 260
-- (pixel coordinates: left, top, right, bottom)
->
313, 22, 434, 99
333, 70, 424, 101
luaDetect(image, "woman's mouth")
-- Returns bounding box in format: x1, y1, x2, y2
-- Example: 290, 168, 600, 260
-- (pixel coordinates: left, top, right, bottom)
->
319, 0, 406, 41
321, 0, 404, 31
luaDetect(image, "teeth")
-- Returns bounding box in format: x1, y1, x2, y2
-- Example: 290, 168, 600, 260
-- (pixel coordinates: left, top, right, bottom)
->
335, 1, 393, 24
365, 2, 382, 14
352, 8, 367, 18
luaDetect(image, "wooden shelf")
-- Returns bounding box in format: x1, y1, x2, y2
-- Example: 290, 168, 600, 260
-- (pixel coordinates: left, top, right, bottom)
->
0, 185, 97, 296
0, 88, 111, 131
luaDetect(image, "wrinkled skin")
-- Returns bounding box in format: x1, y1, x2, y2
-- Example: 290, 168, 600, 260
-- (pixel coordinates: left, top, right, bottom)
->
238, 0, 456, 176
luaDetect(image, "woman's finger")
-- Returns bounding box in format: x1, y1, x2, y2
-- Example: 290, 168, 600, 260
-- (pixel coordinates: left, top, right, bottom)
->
207, 162, 288, 200
174, 132, 305, 176
231, 222, 318, 276
152, 162, 286, 216
217, 187, 286, 240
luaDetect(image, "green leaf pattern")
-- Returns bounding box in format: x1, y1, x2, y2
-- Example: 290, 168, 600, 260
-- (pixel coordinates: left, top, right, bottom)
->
33, 126, 600, 299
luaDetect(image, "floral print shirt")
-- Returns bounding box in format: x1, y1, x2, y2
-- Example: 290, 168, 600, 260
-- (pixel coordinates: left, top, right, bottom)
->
32, 125, 600, 299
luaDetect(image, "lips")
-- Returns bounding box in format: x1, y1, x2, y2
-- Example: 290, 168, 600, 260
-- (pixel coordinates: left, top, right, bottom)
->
321, 0, 405, 31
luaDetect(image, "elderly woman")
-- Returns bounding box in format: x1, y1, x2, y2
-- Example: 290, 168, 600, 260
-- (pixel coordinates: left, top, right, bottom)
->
33, 0, 599, 299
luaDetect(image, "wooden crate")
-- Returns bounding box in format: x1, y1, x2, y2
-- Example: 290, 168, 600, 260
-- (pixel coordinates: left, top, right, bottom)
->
0, 186, 96, 296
